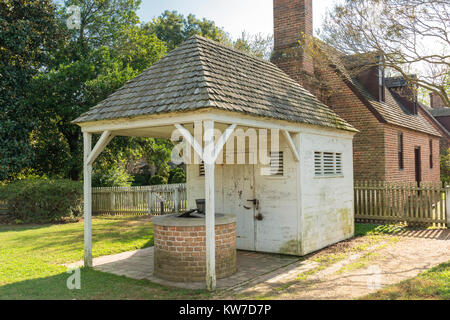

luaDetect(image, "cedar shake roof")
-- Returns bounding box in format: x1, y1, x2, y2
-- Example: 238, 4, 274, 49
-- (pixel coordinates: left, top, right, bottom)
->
418, 103, 450, 138
319, 42, 441, 137
73, 36, 356, 132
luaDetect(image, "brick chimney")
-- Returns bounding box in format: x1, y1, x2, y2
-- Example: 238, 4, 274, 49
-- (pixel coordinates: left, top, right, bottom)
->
272, 0, 314, 86
430, 92, 446, 109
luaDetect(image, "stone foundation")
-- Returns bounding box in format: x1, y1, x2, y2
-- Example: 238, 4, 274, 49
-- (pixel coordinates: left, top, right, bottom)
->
153, 214, 237, 282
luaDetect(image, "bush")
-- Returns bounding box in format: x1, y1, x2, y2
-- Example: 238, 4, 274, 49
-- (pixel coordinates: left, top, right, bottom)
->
148, 175, 167, 185
0, 179, 83, 223
132, 173, 151, 186
440, 148, 450, 185
168, 167, 186, 184
170, 171, 186, 183
92, 160, 133, 187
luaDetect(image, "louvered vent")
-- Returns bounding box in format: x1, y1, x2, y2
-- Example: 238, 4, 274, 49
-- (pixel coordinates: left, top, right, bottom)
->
336, 153, 342, 175
314, 152, 323, 176
269, 151, 283, 176
314, 152, 343, 177
199, 162, 205, 176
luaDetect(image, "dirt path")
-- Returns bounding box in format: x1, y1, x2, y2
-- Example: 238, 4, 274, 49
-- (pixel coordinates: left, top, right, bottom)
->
228, 229, 450, 300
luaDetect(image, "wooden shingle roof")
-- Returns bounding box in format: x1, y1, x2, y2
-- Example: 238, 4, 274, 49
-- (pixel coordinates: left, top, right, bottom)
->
74, 36, 356, 132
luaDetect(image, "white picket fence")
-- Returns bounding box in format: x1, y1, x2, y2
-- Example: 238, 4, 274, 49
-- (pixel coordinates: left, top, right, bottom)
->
92, 184, 187, 215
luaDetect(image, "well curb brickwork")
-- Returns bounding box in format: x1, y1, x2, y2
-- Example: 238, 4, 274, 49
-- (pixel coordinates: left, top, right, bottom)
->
153, 220, 237, 282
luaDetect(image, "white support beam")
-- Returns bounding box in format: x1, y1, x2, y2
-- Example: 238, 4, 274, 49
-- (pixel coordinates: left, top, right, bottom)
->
83, 132, 93, 267
87, 131, 114, 166
203, 120, 216, 291
80, 111, 304, 134
282, 130, 300, 162
213, 124, 236, 162
174, 123, 204, 160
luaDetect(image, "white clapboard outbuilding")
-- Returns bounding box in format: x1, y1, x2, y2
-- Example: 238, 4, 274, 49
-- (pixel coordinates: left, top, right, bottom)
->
73, 36, 358, 290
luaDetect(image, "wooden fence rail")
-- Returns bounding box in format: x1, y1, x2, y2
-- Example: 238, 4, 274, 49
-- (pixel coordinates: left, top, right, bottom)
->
354, 181, 449, 227
92, 184, 187, 215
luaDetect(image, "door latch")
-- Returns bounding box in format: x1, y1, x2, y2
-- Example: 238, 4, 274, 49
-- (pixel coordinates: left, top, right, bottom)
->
244, 199, 259, 210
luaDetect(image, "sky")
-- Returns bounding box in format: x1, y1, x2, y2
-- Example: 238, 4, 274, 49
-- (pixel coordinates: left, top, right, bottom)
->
137, 0, 339, 40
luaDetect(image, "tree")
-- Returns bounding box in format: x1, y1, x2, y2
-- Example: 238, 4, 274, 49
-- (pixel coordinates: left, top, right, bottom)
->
233, 32, 273, 60
319, 0, 450, 107
440, 148, 450, 185
92, 158, 134, 187
145, 10, 231, 51
58, 0, 142, 57
0, 0, 62, 180
28, 1, 166, 180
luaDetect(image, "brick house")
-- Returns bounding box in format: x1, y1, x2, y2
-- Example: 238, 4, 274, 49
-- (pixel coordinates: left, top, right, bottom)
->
272, 0, 442, 184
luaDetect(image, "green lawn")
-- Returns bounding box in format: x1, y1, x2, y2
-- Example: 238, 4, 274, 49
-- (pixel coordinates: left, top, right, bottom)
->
0, 218, 446, 300
0, 216, 208, 300
364, 262, 450, 300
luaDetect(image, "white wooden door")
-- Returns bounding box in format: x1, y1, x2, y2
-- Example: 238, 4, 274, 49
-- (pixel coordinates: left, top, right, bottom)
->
222, 164, 255, 251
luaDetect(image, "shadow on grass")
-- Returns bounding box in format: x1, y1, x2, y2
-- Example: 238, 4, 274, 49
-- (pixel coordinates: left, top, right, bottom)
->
0, 268, 209, 300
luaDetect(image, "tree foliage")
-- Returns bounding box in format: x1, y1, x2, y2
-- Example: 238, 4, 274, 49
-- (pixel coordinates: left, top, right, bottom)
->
2, 2, 265, 185
145, 10, 231, 51
0, 0, 62, 180
440, 148, 450, 185
233, 32, 273, 60
319, 0, 449, 107
27, 0, 167, 181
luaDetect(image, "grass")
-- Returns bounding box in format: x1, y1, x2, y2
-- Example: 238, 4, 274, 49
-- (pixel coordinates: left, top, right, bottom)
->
354, 222, 406, 237
0, 219, 445, 300
363, 262, 450, 300
0, 216, 208, 300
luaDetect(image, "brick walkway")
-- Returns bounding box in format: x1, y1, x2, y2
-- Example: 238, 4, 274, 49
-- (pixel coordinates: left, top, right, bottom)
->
68, 248, 300, 290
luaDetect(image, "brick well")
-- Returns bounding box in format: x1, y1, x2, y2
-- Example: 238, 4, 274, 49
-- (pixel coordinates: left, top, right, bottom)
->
152, 214, 237, 282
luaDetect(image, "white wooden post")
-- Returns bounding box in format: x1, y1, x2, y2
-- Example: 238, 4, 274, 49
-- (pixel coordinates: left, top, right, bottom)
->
446, 186, 450, 227
204, 120, 216, 291
83, 132, 93, 267
174, 188, 179, 213
148, 190, 153, 215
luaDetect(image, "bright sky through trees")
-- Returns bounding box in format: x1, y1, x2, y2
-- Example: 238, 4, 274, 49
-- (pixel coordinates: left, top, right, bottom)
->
137, 0, 338, 39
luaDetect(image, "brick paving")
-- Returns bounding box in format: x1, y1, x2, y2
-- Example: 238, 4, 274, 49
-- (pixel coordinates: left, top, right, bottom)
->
68, 248, 300, 290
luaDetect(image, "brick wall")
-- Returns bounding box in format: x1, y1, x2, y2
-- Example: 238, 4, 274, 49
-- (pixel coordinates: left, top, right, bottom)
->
153, 223, 236, 282
384, 125, 440, 182
315, 62, 386, 180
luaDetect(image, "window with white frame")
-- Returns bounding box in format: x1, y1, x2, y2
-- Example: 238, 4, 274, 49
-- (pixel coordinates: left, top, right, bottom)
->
314, 152, 343, 177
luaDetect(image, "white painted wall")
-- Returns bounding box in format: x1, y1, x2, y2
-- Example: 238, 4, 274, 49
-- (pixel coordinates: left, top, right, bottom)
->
186, 125, 355, 256
297, 128, 355, 255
